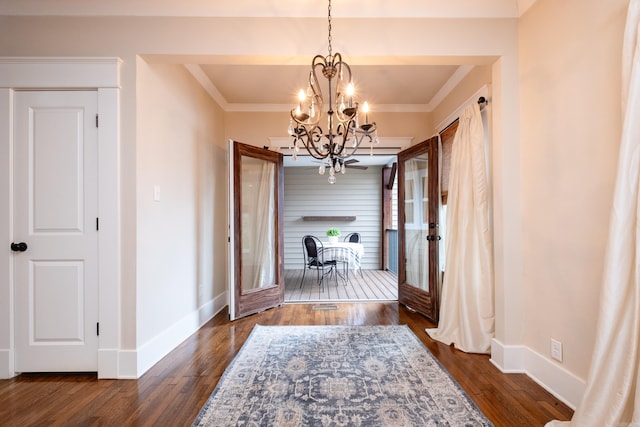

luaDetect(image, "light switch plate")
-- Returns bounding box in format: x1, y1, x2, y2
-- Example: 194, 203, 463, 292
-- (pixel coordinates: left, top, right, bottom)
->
551, 338, 563, 362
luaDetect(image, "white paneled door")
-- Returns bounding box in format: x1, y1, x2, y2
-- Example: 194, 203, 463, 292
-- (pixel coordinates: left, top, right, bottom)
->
13, 91, 99, 372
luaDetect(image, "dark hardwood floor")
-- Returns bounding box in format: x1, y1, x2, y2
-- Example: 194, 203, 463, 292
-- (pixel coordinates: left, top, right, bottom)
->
0, 303, 573, 426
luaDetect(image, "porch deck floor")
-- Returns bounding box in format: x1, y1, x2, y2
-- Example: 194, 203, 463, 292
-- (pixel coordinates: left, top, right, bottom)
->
285, 268, 398, 302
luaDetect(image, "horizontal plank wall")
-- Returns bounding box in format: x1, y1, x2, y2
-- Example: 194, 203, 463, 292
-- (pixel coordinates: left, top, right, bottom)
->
284, 166, 382, 270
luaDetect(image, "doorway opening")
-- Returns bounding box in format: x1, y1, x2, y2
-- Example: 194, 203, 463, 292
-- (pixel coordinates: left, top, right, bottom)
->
282, 153, 399, 303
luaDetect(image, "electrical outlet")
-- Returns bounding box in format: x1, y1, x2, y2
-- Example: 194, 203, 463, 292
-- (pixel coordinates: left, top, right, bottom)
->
551, 338, 563, 362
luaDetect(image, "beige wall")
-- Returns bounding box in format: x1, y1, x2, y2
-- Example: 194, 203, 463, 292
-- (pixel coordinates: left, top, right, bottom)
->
0, 14, 521, 377
432, 65, 493, 130
0, 1, 629, 401
519, 0, 626, 379
224, 112, 291, 147
136, 60, 226, 349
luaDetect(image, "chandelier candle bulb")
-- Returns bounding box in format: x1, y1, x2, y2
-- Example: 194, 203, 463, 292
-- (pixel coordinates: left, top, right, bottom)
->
363, 101, 369, 125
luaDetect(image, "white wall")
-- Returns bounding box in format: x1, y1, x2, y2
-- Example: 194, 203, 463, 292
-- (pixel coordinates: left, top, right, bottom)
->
283, 166, 383, 270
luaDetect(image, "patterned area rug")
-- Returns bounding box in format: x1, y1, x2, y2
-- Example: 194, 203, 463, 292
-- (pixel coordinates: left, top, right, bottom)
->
193, 325, 493, 426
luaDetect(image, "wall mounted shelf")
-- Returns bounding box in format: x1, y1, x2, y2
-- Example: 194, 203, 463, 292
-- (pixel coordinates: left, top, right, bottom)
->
302, 216, 356, 222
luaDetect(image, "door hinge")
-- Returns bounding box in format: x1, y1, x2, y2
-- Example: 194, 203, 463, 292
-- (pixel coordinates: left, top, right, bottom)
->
96, 322, 100, 336
96, 217, 99, 231
96, 114, 99, 128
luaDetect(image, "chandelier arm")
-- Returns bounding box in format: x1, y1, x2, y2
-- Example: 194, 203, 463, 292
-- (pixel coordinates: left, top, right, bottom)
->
338, 120, 378, 159
311, 58, 328, 100
354, 122, 377, 135
312, 54, 328, 67
290, 110, 311, 127
293, 126, 331, 161
333, 54, 353, 85
339, 133, 374, 159
310, 57, 327, 114
328, 121, 350, 158
311, 55, 328, 86
333, 56, 358, 124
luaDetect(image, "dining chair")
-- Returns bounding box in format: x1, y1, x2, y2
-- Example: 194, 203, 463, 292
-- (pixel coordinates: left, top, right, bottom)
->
342, 232, 363, 278
300, 235, 337, 291
343, 232, 361, 243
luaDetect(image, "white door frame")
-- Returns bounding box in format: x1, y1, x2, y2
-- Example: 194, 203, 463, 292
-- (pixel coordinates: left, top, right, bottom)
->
0, 57, 121, 379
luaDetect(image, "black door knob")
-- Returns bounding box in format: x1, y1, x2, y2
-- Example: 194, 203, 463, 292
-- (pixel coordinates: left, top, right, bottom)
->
10, 242, 28, 252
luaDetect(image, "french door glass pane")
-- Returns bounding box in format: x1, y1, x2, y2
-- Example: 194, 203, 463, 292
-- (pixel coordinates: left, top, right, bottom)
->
240, 155, 276, 292
404, 156, 429, 291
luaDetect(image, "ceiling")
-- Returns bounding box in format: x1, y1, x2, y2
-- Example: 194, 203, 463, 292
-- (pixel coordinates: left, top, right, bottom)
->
0, 0, 537, 166
0, 0, 538, 19
197, 63, 462, 110
0, 0, 537, 113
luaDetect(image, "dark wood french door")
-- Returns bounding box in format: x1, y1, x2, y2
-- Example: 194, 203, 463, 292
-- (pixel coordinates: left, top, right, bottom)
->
228, 140, 284, 320
397, 136, 441, 323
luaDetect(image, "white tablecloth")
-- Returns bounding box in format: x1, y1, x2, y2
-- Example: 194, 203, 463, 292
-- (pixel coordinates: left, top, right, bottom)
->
319, 242, 364, 270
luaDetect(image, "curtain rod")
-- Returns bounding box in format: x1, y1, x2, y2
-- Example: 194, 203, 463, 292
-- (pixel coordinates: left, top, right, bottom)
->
435, 84, 491, 132
438, 96, 489, 136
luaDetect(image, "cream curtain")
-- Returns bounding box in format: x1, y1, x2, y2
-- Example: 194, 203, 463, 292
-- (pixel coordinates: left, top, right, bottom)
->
426, 102, 494, 354
547, 1, 640, 425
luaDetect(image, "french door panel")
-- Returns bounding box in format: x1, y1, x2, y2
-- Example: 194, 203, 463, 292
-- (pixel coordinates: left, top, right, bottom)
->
228, 140, 284, 320
397, 136, 440, 323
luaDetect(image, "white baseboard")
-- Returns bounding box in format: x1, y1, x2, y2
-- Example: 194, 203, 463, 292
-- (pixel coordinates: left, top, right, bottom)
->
118, 350, 138, 379
97, 349, 119, 379
490, 338, 585, 410
0, 349, 14, 379
124, 292, 228, 379
1, 293, 229, 380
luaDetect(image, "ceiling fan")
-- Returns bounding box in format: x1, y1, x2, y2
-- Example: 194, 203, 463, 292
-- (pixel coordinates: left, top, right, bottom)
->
342, 159, 368, 170
312, 158, 368, 170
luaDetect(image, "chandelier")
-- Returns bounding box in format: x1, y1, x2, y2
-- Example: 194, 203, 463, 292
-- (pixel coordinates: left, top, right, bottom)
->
287, 0, 379, 184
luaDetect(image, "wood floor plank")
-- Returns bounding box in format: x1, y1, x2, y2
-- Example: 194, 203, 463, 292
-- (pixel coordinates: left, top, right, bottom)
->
286, 268, 398, 302
0, 303, 573, 426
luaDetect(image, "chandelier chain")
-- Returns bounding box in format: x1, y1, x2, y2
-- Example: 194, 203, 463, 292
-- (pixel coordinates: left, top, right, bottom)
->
327, 0, 332, 58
